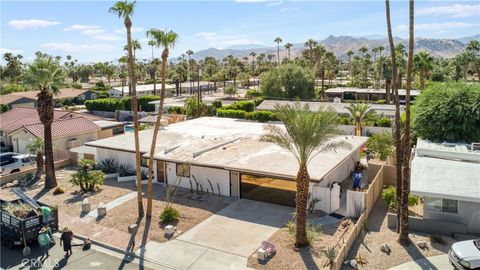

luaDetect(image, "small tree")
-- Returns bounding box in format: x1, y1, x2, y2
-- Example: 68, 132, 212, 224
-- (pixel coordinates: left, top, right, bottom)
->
366, 132, 394, 161
26, 138, 44, 180
260, 64, 316, 99
224, 85, 237, 97
70, 159, 105, 192
184, 96, 208, 118
381, 186, 419, 210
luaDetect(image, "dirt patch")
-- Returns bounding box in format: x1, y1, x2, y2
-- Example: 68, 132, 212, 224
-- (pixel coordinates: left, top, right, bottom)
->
247, 217, 353, 270
342, 200, 454, 270
96, 185, 229, 243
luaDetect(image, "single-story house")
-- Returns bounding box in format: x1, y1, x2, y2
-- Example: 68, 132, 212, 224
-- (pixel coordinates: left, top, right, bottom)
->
1, 88, 98, 107
410, 139, 480, 234
325, 87, 420, 103
0, 95, 37, 110
0, 107, 125, 153
109, 84, 176, 98
257, 100, 402, 118
86, 117, 367, 208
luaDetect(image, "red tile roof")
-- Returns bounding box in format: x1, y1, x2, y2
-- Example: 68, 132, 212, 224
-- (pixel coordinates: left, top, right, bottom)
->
22, 116, 100, 138
0, 95, 36, 105
2, 88, 90, 100
0, 107, 70, 133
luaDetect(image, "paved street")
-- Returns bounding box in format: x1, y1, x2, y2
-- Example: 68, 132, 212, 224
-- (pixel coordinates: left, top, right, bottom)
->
389, 254, 454, 270
1, 235, 157, 270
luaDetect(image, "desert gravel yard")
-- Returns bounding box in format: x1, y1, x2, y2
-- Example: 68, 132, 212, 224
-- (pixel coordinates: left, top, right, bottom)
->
343, 200, 455, 270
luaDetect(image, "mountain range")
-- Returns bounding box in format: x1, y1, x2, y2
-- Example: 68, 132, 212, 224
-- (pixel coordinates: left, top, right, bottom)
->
181, 34, 479, 61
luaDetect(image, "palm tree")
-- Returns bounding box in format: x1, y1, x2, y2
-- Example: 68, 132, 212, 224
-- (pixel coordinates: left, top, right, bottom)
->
110, 0, 144, 217
413, 51, 433, 89
25, 56, 64, 188
385, 0, 403, 232
274, 37, 283, 64
466, 40, 480, 81
304, 39, 317, 66
148, 39, 158, 94
399, 0, 414, 245
346, 50, 354, 81
145, 29, 178, 217
186, 50, 194, 94
284, 43, 293, 61
262, 103, 350, 247
26, 138, 45, 181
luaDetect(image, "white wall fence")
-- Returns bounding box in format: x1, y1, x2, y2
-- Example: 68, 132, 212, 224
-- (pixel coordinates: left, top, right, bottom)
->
338, 125, 392, 136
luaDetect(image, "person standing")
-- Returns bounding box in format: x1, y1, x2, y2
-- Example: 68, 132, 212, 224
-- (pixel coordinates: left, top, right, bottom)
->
38, 227, 51, 258
37, 206, 52, 225
60, 226, 74, 257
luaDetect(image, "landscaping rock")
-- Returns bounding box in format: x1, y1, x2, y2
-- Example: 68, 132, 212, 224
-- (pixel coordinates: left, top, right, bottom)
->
350, 259, 358, 269
416, 240, 428, 249
164, 225, 176, 235
380, 243, 391, 254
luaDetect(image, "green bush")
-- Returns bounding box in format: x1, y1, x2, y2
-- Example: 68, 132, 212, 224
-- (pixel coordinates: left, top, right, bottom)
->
98, 158, 118, 174
367, 132, 394, 161
184, 96, 209, 118
376, 117, 391, 127
159, 206, 180, 224
224, 85, 237, 97
168, 106, 185, 114
97, 91, 110, 98
381, 186, 419, 210
70, 159, 105, 192
248, 110, 277, 122
90, 81, 112, 91
216, 109, 247, 119
222, 101, 255, 112
376, 99, 386, 104
70, 83, 82, 89
338, 116, 352, 125
246, 89, 262, 98
211, 100, 222, 109
0, 104, 8, 113
0, 84, 26, 95
85, 98, 126, 112
413, 82, 480, 143
254, 97, 264, 107
261, 64, 316, 99
137, 95, 160, 112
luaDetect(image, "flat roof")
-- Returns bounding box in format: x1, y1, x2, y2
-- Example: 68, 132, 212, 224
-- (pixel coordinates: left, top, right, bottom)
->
411, 156, 480, 202
86, 117, 367, 180
93, 120, 125, 129
257, 100, 401, 117
326, 87, 420, 96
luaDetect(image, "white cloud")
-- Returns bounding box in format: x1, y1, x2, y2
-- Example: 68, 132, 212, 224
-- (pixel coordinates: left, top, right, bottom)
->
41, 43, 114, 53
0, 48, 23, 54
8, 19, 60, 29
81, 29, 105, 36
194, 32, 262, 48
93, 34, 122, 41
395, 22, 477, 32
64, 24, 100, 31
417, 4, 480, 18
114, 27, 144, 34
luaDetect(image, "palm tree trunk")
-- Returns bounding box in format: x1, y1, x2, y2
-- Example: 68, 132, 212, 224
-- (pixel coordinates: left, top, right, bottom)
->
399, 0, 414, 245
35, 152, 44, 180
295, 164, 310, 247
463, 64, 468, 81
146, 49, 169, 217
43, 122, 57, 188
420, 70, 425, 90
277, 44, 280, 64
126, 19, 144, 217
386, 0, 403, 233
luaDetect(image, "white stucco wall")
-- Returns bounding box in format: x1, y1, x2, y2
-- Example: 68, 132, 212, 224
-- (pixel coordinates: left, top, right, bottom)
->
423, 199, 480, 234
96, 148, 137, 168
320, 149, 359, 187
11, 130, 99, 154
311, 184, 331, 212
165, 162, 230, 196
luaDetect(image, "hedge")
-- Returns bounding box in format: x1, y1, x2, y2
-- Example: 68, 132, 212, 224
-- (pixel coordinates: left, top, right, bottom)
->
246, 89, 262, 98
216, 109, 277, 123
222, 101, 255, 112
376, 117, 391, 127
85, 95, 160, 112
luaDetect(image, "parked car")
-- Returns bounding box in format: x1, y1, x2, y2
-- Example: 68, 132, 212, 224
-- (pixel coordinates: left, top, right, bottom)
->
449, 239, 480, 270
0, 152, 18, 166
0, 154, 36, 175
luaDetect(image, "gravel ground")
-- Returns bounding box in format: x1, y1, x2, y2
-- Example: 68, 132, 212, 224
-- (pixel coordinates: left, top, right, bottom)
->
97, 184, 229, 243
342, 200, 454, 270
247, 217, 352, 270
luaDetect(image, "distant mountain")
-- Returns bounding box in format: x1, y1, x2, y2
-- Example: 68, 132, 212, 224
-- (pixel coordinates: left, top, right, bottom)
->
175, 35, 475, 62
456, 34, 480, 44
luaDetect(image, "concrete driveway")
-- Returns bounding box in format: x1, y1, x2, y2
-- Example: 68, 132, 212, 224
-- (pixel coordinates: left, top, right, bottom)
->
139, 199, 293, 269
389, 254, 453, 270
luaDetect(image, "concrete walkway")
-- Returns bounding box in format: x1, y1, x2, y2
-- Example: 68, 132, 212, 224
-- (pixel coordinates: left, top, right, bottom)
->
389, 254, 453, 270
138, 199, 292, 269
87, 191, 138, 218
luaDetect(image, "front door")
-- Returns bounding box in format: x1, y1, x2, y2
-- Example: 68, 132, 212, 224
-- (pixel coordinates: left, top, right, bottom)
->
230, 171, 239, 197
156, 161, 165, 183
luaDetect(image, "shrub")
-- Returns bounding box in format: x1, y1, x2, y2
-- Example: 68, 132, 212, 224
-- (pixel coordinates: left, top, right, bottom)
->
211, 100, 222, 109
184, 96, 209, 118
224, 85, 237, 97
367, 132, 394, 161
70, 159, 105, 192
376, 117, 391, 127
70, 83, 82, 89
167, 106, 185, 114
381, 186, 419, 210
216, 109, 247, 119
338, 116, 352, 125
137, 95, 161, 112
98, 158, 118, 174
287, 221, 322, 244
323, 246, 337, 267
246, 89, 262, 98
0, 84, 26, 95
248, 110, 277, 122
429, 234, 447, 245
376, 99, 386, 104
253, 97, 264, 107
97, 91, 110, 98
261, 64, 315, 99
53, 186, 65, 195
222, 101, 255, 112
90, 81, 112, 91
85, 98, 126, 112
159, 206, 180, 224
118, 164, 135, 177
413, 82, 480, 143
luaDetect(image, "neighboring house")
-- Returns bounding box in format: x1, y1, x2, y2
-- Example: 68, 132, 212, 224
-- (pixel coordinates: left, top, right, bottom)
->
257, 100, 402, 118
9, 116, 101, 153
1, 88, 98, 108
109, 84, 176, 98
325, 87, 420, 103
0, 95, 37, 110
411, 139, 480, 234
92, 120, 126, 139
86, 117, 367, 209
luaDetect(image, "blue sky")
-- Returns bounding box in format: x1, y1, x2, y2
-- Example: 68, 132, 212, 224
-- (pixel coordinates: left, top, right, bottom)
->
1, 1, 479, 63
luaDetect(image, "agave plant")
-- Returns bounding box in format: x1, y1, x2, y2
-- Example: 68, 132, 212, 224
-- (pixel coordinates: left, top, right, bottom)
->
322, 245, 337, 268
99, 158, 119, 174
118, 164, 135, 177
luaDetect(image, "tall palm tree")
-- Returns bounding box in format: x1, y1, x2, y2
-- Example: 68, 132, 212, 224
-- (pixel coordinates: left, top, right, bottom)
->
186, 50, 194, 94
148, 39, 158, 94
386, 0, 403, 232
25, 56, 64, 188
284, 43, 293, 61
145, 29, 178, 217
26, 138, 44, 181
262, 103, 350, 247
346, 50, 354, 81
466, 40, 480, 81
399, 0, 414, 245
110, 0, 144, 217
274, 37, 283, 64
413, 51, 434, 89
304, 39, 317, 66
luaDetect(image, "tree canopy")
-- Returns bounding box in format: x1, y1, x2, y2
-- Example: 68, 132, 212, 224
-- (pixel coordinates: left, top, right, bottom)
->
413, 82, 480, 143
260, 64, 316, 99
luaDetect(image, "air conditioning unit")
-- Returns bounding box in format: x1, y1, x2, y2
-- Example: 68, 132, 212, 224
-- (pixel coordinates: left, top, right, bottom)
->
67, 139, 82, 149
471, 143, 480, 151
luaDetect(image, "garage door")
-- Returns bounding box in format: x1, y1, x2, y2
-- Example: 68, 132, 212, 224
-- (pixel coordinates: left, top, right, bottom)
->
240, 173, 296, 207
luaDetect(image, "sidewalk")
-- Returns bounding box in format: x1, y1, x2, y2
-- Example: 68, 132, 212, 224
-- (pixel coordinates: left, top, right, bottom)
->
59, 213, 149, 254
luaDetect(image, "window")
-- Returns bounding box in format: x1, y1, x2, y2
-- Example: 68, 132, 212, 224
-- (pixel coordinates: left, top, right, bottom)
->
425, 197, 458, 213
176, 163, 190, 177
141, 157, 149, 168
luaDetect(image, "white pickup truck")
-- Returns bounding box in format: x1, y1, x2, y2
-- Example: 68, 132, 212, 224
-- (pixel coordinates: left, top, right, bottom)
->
0, 154, 36, 175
